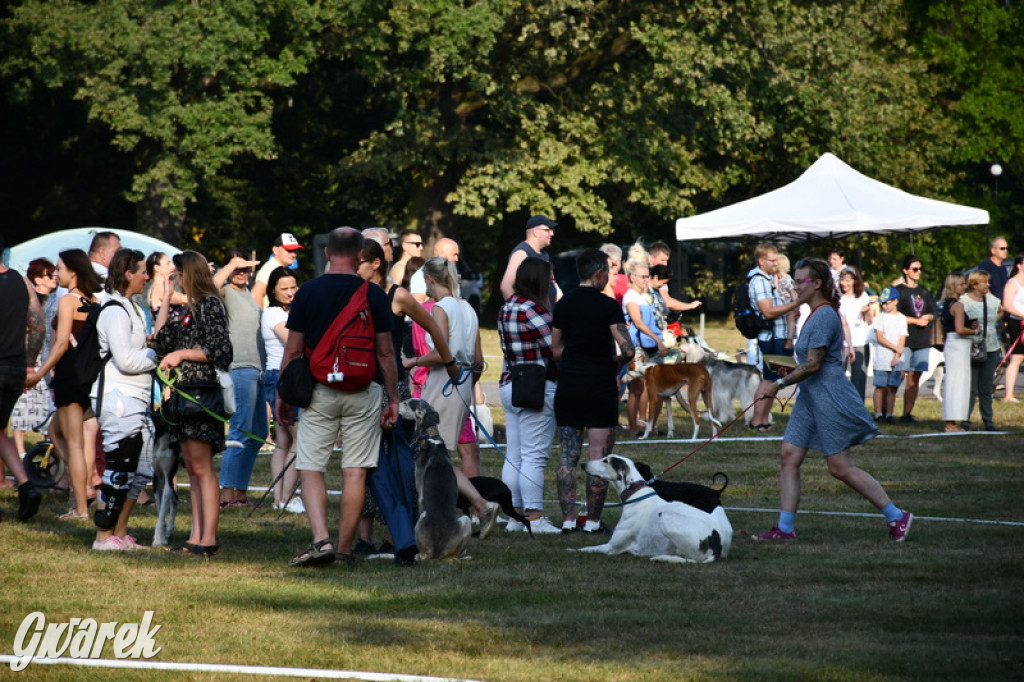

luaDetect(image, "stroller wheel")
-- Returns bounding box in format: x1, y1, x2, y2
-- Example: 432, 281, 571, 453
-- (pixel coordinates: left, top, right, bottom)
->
23, 441, 66, 488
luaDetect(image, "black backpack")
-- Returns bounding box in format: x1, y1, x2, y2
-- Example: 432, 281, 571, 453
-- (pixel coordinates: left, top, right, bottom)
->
734, 273, 773, 339
74, 299, 127, 387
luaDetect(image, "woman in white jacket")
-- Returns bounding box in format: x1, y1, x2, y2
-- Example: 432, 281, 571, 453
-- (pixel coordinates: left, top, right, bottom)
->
90, 249, 159, 551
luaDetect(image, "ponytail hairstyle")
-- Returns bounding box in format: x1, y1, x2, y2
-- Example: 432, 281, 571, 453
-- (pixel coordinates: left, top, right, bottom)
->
1011, 254, 1024, 279
795, 257, 840, 311
360, 239, 389, 284
422, 256, 461, 299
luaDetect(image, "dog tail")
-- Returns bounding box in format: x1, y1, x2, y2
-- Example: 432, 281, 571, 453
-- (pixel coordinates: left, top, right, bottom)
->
711, 472, 729, 494
506, 507, 533, 537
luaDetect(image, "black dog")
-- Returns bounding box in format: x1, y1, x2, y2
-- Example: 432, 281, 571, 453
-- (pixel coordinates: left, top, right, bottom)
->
633, 462, 728, 514
457, 476, 533, 537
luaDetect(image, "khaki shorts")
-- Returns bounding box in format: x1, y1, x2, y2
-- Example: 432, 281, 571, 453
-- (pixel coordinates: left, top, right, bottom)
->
296, 382, 383, 472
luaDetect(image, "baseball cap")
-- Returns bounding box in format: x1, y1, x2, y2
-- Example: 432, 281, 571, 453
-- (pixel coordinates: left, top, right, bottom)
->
879, 287, 900, 304
526, 214, 557, 230
274, 233, 304, 251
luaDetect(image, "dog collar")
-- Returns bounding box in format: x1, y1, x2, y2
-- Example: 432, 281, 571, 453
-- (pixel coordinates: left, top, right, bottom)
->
619, 480, 649, 503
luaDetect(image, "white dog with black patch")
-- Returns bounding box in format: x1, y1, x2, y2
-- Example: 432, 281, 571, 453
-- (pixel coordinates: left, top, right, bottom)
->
576, 455, 732, 563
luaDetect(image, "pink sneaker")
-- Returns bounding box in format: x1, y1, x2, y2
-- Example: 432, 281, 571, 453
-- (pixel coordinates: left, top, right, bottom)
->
121, 534, 145, 550
752, 526, 796, 541
888, 511, 913, 542
92, 536, 129, 551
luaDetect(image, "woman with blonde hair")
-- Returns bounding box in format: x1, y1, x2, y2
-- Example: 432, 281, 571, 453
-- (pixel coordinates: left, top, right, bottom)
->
26, 249, 102, 520
960, 270, 1001, 431
622, 259, 665, 436
939, 273, 977, 432
154, 251, 233, 555
410, 255, 498, 535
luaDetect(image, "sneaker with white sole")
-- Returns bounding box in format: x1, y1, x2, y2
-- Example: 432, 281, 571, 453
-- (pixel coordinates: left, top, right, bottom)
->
887, 510, 913, 542
526, 517, 562, 534
751, 526, 797, 541
121, 534, 145, 550
92, 536, 129, 551
505, 520, 526, 533
285, 497, 306, 514
478, 502, 500, 540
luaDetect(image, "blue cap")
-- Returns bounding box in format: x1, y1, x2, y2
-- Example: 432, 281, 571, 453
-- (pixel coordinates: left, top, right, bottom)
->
879, 287, 900, 304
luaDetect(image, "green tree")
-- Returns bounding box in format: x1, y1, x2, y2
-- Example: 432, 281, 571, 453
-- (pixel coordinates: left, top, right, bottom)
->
3, 0, 321, 244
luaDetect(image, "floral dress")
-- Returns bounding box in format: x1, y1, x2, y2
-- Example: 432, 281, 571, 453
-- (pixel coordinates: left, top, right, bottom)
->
154, 296, 233, 451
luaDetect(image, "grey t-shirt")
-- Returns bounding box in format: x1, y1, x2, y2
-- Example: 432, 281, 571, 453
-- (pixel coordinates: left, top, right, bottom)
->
223, 286, 264, 370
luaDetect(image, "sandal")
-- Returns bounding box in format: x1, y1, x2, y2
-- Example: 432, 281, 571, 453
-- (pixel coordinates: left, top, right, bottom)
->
289, 538, 335, 567
172, 542, 215, 557
58, 510, 90, 521
751, 423, 772, 433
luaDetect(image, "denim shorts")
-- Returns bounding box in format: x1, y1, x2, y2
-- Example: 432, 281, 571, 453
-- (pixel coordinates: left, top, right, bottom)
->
905, 347, 931, 373
873, 369, 904, 389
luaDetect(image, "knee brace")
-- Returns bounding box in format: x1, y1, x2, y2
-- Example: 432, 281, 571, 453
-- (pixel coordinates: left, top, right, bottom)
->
94, 432, 144, 530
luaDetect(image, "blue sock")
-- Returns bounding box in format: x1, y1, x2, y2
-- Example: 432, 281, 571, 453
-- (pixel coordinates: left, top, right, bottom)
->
778, 511, 797, 534
880, 503, 903, 522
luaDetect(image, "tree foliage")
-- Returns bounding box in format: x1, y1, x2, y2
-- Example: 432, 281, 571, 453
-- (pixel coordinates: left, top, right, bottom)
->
3, 0, 321, 243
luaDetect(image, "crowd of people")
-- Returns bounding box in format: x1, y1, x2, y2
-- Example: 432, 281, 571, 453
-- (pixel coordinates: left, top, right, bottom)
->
2, 223, 1020, 554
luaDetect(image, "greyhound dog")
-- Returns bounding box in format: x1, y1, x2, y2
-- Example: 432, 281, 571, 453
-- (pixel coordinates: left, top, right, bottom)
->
399, 399, 472, 561
681, 341, 769, 427
151, 432, 179, 547
633, 462, 728, 514
576, 455, 732, 563
636, 362, 722, 440
456, 476, 533, 537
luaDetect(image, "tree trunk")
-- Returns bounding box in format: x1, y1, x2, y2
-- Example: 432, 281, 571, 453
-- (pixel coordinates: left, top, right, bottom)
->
136, 181, 185, 246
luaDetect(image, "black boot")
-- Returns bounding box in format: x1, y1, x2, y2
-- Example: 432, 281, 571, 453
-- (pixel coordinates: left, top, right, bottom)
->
18, 482, 42, 521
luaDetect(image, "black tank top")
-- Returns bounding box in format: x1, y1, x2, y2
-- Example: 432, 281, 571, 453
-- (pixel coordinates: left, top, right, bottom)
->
0, 270, 29, 364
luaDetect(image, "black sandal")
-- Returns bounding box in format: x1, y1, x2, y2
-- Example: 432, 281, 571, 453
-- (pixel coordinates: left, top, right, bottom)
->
289, 538, 335, 567
753, 423, 772, 433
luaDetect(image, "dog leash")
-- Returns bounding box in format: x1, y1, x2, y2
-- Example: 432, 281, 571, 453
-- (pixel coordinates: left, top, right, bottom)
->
652, 392, 789, 481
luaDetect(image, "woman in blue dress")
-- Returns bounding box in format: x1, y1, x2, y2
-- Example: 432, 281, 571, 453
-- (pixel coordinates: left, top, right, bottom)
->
752, 258, 913, 543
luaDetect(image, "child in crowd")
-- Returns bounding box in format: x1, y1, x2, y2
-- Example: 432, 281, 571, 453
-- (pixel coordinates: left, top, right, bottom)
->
871, 288, 907, 423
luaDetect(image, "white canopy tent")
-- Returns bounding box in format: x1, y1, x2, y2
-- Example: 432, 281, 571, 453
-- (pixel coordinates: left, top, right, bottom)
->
3, 227, 181, 274
675, 153, 989, 241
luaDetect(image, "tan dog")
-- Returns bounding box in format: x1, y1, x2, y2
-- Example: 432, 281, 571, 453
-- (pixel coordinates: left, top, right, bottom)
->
640, 362, 722, 440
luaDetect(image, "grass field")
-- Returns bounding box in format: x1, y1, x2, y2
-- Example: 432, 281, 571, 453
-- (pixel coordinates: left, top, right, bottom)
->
2, 320, 1022, 681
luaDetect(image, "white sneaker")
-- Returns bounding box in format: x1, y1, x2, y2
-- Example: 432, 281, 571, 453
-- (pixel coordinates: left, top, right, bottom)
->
92, 536, 129, 551
505, 520, 525, 532
285, 497, 306, 514
526, 517, 562, 534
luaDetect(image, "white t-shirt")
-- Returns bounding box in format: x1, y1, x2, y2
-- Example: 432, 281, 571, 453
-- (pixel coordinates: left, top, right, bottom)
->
840, 293, 873, 347
872, 311, 908, 371
261, 306, 289, 371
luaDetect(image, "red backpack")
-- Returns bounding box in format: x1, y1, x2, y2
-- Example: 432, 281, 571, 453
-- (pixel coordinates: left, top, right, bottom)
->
308, 280, 377, 392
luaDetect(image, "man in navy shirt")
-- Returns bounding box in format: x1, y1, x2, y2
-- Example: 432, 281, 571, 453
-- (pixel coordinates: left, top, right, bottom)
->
279, 227, 399, 567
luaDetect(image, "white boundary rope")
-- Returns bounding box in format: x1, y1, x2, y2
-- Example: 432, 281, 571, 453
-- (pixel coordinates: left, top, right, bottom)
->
726, 507, 1024, 527
0, 655, 483, 681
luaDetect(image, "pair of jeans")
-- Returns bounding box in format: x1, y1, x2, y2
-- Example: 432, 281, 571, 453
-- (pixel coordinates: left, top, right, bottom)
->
967, 351, 1000, 428
219, 367, 268, 490
500, 380, 557, 511
758, 337, 792, 381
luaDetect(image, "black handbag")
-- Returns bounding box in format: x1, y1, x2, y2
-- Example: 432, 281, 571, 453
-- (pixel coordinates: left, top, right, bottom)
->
278, 356, 314, 408
510, 363, 546, 410
169, 383, 225, 417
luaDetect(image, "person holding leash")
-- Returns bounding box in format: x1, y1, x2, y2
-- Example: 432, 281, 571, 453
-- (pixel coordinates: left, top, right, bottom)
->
753, 258, 913, 543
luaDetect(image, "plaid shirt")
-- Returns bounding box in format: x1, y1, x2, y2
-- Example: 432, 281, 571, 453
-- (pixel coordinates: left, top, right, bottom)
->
498, 295, 556, 385
748, 266, 789, 342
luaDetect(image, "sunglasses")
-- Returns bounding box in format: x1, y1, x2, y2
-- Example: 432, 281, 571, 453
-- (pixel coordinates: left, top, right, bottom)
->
908, 267, 923, 272
793, 277, 817, 285
404, 241, 423, 247
996, 246, 1008, 251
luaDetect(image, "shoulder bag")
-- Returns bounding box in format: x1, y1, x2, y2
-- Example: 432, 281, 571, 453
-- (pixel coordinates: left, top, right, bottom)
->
510, 362, 546, 410
970, 299, 988, 364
